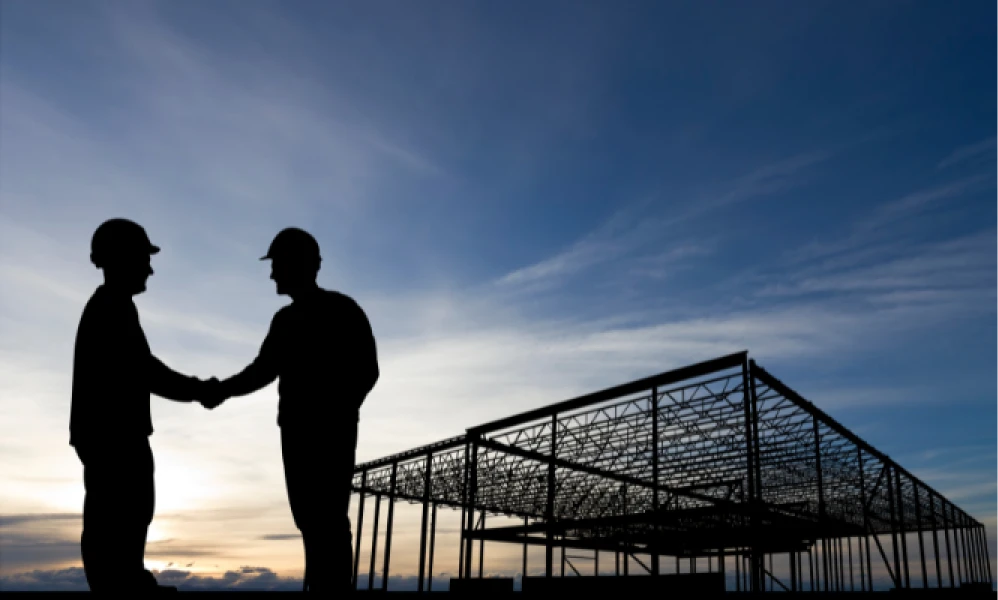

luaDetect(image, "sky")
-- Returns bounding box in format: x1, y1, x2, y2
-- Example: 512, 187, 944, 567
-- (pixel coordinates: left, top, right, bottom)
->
0, 0, 995, 592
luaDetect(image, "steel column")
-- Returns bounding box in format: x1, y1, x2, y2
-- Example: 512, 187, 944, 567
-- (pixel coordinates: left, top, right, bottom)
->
464, 441, 478, 579
381, 462, 397, 592
479, 512, 485, 579
895, 470, 909, 588
930, 495, 941, 587
546, 415, 557, 578
807, 548, 814, 592
743, 359, 758, 592
352, 470, 367, 590
848, 537, 854, 591
914, 482, 927, 588
368, 494, 381, 590
417, 454, 432, 592
951, 505, 963, 584
942, 499, 954, 587
651, 386, 660, 576
428, 503, 438, 592
887, 467, 901, 589
522, 516, 528, 582
981, 525, 993, 584
958, 515, 970, 582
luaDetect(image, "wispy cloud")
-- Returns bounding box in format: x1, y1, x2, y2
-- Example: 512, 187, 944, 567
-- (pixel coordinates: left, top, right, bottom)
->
496, 150, 830, 292
936, 137, 996, 170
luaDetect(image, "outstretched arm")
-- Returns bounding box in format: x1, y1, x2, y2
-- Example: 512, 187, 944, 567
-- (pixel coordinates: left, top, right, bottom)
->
149, 355, 202, 402
220, 355, 278, 398
206, 313, 282, 408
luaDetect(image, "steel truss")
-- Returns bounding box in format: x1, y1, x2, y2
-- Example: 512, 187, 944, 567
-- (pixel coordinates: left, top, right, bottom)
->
350, 351, 993, 592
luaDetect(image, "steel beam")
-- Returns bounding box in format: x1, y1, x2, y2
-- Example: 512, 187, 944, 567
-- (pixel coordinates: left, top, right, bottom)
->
381, 462, 397, 592
352, 471, 366, 590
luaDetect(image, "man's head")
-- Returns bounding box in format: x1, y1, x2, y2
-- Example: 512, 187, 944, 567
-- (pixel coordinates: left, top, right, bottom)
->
90, 218, 160, 295
261, 227, 321, 296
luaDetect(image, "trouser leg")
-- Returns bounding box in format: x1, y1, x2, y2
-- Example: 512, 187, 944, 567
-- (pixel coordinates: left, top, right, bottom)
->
76, 439, 156, 592
282, 424, 356, 593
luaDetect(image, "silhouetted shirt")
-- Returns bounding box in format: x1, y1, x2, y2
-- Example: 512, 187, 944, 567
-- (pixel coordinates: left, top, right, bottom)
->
70, 285, 198, 446
234, 288, 379, 428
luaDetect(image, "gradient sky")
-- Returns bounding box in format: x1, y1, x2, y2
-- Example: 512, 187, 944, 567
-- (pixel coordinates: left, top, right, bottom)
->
0, 0, 995, 592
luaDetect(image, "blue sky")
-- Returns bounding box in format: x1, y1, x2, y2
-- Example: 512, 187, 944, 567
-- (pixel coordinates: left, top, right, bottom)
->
0, 0, 994, 591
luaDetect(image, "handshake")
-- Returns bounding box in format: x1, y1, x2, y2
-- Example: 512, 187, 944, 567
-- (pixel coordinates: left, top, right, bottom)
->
194, 377, 230, 410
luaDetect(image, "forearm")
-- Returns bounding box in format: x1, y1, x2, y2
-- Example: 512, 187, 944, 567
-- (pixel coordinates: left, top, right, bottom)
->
148, 355, 200, 402
222, 359, 277, 398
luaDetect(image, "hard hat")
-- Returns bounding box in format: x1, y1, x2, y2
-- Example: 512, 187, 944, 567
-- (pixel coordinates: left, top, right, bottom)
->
261, 227, 321, 263
90, 218, 160, 268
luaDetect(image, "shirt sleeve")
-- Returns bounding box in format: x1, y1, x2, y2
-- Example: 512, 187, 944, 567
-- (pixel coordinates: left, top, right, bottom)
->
222, 310, 282, 397
345, 298, 379, 405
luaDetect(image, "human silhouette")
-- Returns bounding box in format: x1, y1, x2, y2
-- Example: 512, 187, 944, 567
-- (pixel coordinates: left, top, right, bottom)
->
201, 227, 379, 593
71, 218, 216, 593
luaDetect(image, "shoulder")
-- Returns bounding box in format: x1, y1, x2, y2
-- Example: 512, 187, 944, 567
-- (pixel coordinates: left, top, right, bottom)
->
80, 287, 131, 323
324, 290, 370, 319
270, 303, 294, 326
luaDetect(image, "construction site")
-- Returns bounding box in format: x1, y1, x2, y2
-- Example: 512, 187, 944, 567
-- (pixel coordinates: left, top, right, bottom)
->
348, 351, 993, 594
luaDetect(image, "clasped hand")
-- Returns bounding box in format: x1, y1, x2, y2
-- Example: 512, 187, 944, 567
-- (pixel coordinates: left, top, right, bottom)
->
196, 377, 228, 410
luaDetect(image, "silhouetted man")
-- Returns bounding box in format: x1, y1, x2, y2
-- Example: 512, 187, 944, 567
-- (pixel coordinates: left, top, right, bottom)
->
203, 227, 379, 593
71, 218, 212, 593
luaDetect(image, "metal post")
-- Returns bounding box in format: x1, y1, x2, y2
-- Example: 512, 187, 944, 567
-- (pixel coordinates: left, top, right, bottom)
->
418, 454, 432, 592
981, 525, 993, 584
546, 415, 557, 578
479, 512, 486, 579
615, 550, 620, 576
930, 495, 941, 588
742, 359, 757, 592
970, 525, 985, 581
766, 552, 773, 591
848, 537, 854, 591
964, 516, 977, 583
352, 471, 367, 590
818, 539, 834, 592
886, 467, 901, 589
942, 501, 954, 587
522, 516, 528, 583
951, 505, 963, 584
808, 548, 814, 592
735, 549, 741, 592
798, 550, 803, 593
976, 523, 987, 583
958, 515, 971, 582
748, 362, 764, 592
857, 449, 873, 591
895, 470, 909, 588
595, 548, 599, 576
790, 550, 796, 592
719, 546, 725, 588
560, 536, 565, 577
381, 462, 397, 592
458, 501, 466, 578
651, 387, 660, 576
839, 538, 845, 591
970, 525, 982, 584
914, 483, 927, 588
465, 442, 479, 579
428, 503, 438, 592
368, 494, 381, 590
858, 535, 866, 591
459, 443, 469, 578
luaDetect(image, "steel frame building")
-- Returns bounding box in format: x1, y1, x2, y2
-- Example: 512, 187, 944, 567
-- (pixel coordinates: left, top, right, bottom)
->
349, 351, 992, 592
